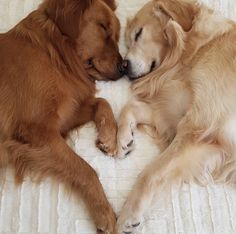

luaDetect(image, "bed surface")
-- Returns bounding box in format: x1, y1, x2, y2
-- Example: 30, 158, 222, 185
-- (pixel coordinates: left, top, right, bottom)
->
0, 0, 236, 233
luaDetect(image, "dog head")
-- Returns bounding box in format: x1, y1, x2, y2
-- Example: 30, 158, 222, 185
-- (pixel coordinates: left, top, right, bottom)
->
44, 0, 124, 81
124, 0, 196, 80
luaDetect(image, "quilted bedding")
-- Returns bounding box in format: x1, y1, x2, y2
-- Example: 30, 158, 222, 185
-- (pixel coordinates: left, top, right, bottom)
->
0, 0, 236, 233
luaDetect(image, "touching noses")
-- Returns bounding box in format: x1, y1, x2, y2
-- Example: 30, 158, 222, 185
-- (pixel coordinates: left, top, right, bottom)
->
117, 60, 130, 76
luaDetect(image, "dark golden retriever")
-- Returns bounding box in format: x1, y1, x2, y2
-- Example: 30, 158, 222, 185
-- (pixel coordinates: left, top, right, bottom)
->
0, 0, 125, 233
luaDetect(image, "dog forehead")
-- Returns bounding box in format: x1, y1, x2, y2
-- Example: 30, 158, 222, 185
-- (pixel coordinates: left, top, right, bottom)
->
89, 1, 119, 25
127, 2, 161, 35
127, 18, 161, 43
86, 0, 112, 19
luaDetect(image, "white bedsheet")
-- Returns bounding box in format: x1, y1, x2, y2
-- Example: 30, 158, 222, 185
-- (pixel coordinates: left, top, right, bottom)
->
0, 0, 236, 233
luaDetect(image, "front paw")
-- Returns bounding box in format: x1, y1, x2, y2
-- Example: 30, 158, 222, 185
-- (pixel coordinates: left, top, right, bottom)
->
96, 127, 117, 157
117, 125, 135, 158
95, 206, 117, 234
117, 206, 142, 234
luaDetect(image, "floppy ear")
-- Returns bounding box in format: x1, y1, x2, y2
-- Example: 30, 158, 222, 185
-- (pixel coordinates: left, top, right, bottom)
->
132, 20, 186, 99
45, 0, 93, 38
155, 0, 195, 31
102, 0, 117, 11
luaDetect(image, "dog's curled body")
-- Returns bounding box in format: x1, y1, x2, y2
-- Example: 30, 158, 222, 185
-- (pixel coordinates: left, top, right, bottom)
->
0, 0, 124, 233
117, 0, 236, 233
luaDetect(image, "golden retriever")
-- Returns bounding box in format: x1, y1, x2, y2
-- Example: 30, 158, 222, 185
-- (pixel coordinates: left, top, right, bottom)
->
0, 0, 125, 233
116, 0, 236, 232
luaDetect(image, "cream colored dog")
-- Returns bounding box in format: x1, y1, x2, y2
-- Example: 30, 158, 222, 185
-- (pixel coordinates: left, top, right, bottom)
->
116, 0, 236, 233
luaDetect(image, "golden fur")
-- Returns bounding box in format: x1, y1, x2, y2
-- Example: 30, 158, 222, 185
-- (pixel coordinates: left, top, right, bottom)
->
116, 0, 236, 232
0, 0, 123, 233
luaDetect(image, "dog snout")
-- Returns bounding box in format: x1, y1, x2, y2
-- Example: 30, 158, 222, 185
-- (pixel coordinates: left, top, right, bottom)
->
122, 60, 130, 73
117, 60, 130, 76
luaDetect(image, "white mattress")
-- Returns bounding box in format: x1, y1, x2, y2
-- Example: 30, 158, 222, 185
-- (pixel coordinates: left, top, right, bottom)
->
1, 0, 236, 233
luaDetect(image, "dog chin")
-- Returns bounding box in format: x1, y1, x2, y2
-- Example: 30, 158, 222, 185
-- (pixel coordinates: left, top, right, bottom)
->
128, 76, 140, 81
128, 64, 157, 81
128, 72, 149, 81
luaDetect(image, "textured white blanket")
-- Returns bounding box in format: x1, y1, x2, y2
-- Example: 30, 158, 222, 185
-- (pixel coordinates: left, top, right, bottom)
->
1, 0, 236, 233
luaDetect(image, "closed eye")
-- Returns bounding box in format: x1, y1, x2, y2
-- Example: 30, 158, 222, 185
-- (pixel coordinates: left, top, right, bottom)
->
135, 28, 143, 42
100, 23, 107, 32
85, 58, 94, 69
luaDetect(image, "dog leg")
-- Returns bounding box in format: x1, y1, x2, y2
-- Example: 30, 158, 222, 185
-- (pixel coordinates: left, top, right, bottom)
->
117, 132, 224, 233
94, 98, 118, 156
117, 100, 152, 158
60, 97, 117, 156
6, 133, 117, 234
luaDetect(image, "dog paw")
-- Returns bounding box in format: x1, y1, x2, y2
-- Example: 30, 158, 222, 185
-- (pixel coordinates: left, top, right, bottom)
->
117, 209, 142, 234
96, 125, 117, 157
95, 207, 117, 234
117, 125, 135, 158
96, 139, 116, 157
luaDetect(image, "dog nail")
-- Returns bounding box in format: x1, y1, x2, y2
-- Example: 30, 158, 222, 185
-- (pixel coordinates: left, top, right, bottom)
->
97, 228, 103, 234
132, 222, 140, 227
125, 150, 132, 156
99, 148, 107, 154
127, 140, 133, 147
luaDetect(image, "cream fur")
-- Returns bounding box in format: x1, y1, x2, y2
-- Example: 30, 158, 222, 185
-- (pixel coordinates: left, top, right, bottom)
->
116, 0, 236, 233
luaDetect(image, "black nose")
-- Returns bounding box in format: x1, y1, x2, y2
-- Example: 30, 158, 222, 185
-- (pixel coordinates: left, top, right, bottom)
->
117, 60, 130, 75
